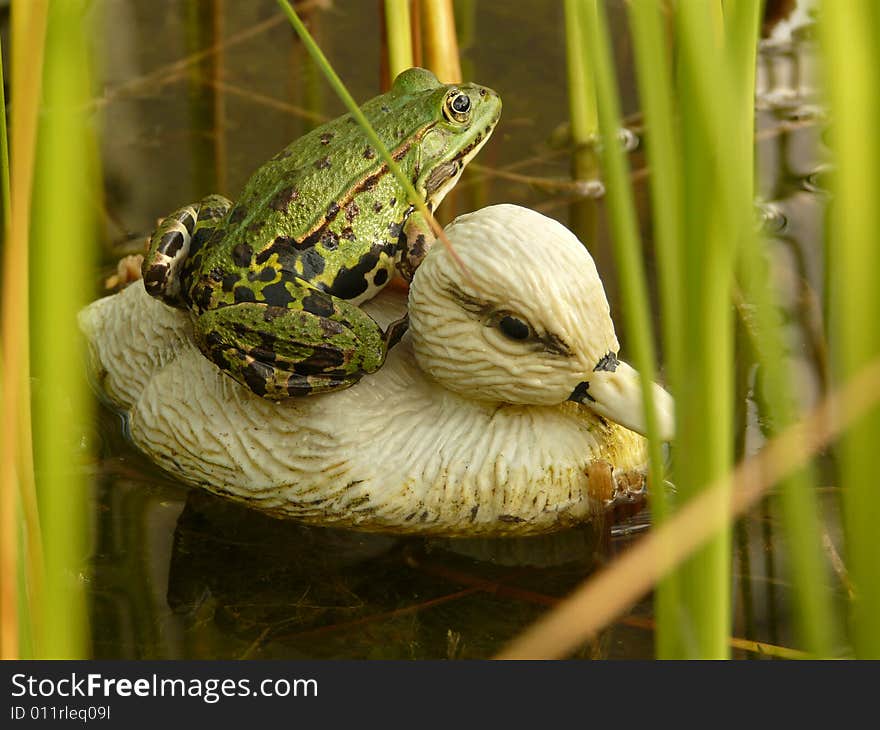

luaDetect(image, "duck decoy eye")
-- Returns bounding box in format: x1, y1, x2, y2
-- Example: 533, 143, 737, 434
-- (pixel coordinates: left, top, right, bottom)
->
498, 315, 531, 340
444, 91, 472, 123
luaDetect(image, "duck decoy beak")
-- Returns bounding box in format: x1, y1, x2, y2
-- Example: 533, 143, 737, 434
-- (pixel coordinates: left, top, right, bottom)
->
569, 360, 676, 441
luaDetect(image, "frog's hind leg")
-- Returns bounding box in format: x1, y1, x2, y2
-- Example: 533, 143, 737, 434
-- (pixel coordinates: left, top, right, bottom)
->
192, 287, 403, 399
142, 194, 232, 308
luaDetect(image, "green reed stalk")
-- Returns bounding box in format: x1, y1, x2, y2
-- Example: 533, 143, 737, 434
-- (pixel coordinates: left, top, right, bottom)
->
564, 0, 598, 148
820, 0, 880, 658
624, 0, 682, 659
30, 0, 96, 658
668, 0, 752, 658
384, 0, 414, 79
728, 0, 838, 656
576, 0, 666, 564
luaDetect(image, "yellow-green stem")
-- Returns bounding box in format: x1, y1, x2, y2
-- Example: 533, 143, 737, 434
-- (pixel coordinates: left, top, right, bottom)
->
1, 0, 49, 661
384, 0, 414, 78
420, 0, 461, 83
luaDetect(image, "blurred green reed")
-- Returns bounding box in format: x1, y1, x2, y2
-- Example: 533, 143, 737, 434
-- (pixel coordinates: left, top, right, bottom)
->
30, 0, 97, 658
820, 0, 880, 658
565, 0, 879, 657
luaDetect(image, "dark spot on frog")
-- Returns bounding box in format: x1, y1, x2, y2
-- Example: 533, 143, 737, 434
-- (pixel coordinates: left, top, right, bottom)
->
234, 285, 257, 304
499, 514, 525, 524
243, 361, 270, 397
299, 248, 327, 279
341, 226, 356, 241
195, 284, 214, 310
319, 318, 345, 336
262, 306, 286, 323
320, 230, 339, 250
269, 186, 299, 212
389, 197, 397, 207
301, 291, 336, 318
388, 221, 402, 238
345, 201, 360, 222
295, 348, 346, 374
188, 227, 214, 256
205, 331, 223, 349
326, 201, 340, 220
363, 147, 375, 160
381, 105, 390, 113
199, 206, 225, 221
231, 243, 253, 267
372, 201, 383, 213
247, 267, 276, 283
373, 268, 388, 286
286, 379, 313, 397
249, 346, 278, 365
221, 272, 239, 292
229, 205, 247, 224
314, 156, 331, 170
330, 246, 384, 300
159, 229, 185, 257
261, 281, 294, 307
320, 132, 334, 145
470, 505, 479, 521
142, 263, 168, 287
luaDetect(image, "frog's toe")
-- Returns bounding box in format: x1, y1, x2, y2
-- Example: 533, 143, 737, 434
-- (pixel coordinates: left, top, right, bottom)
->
142, 205, 198, 304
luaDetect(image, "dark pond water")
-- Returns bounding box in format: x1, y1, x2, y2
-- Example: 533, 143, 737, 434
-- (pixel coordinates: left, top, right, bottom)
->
76, 0, 841, 659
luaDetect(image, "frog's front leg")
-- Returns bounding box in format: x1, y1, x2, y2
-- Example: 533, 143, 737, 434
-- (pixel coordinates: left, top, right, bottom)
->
142, 194, 232, 308
396, 210, 437, 282
193, 284, 401, 399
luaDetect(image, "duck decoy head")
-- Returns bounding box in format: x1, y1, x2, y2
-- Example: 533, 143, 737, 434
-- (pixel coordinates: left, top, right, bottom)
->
409, 204, 675, 440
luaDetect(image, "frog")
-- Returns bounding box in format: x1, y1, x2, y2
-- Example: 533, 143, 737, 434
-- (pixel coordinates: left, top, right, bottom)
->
142, 67, 502, 400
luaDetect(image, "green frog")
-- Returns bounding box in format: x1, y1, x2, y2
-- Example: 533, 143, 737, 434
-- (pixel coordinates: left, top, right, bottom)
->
142, 67, 501, 399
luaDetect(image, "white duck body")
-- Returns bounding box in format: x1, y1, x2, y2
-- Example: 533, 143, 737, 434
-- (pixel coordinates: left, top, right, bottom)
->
80, 205, 673, 536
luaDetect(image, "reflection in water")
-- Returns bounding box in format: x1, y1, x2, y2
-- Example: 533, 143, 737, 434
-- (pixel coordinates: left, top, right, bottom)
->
91, 465, 651, 659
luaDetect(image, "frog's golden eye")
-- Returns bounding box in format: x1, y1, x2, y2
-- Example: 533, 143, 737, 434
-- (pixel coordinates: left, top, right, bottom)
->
444, 91, 472, 124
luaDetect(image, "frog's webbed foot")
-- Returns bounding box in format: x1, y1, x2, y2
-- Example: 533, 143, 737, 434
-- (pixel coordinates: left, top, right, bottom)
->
142, 194, 232, 308
193, 287, 394, 399
383, 314, 409, 350
396, 211, 436, 282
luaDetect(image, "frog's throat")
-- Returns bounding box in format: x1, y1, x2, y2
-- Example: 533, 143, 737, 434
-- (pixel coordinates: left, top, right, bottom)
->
422, 117, 498, 211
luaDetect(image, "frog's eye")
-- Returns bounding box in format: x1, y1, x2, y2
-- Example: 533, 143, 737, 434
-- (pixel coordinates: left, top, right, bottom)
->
497, 315, 532, 341
444, 91, 472, 124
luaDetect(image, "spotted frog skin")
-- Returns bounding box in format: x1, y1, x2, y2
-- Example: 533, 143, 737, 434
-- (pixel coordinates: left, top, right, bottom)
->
142, 68, 501, 399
